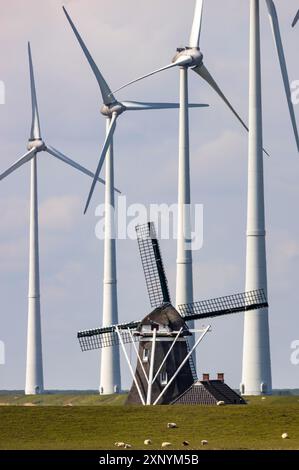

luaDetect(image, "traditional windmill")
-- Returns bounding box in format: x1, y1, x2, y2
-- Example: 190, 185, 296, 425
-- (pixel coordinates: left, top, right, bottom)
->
78, 222, 268, 405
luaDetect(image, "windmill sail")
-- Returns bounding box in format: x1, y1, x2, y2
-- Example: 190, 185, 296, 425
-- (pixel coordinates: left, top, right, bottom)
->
178, 289, 268, 321
136, 222, 171, 307
78, 321, 140, 351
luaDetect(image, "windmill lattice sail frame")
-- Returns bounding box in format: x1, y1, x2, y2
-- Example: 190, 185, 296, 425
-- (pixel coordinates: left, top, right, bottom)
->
135, 222, 198, 380
78, 321, 140, 351
178, 289, 268, 320
135, 222, 171, 308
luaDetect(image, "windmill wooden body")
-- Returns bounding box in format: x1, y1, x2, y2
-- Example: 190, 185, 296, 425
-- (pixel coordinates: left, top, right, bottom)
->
78, 222, 268, 405
126, 304, 195, 405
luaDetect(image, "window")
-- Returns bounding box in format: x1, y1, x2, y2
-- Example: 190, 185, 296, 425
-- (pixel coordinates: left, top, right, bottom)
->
160, 371, 168, 386
143, 348, 149, 363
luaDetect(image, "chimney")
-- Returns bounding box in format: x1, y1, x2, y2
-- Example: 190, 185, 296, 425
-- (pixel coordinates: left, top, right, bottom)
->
202, 373, 210, 381
217, 373, 224, 382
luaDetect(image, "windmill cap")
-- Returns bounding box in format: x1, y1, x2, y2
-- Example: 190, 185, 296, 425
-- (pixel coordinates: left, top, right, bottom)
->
138, 303, 187, 332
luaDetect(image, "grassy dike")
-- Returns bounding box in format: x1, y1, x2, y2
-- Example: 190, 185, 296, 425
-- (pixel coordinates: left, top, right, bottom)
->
0, 395, 298, 450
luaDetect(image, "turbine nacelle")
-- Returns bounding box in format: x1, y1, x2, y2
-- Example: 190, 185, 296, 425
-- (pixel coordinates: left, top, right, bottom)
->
172, 47, 203, 68
27, 138, 46, 152
100, 102, 125, 117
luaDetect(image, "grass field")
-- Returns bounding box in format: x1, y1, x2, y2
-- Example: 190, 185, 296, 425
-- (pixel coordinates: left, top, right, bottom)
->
0, 393, 126, 407
0, 395, 298, 450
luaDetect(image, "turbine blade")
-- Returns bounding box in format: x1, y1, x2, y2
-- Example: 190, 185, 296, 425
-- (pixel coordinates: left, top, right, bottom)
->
266, 0, 299, 151
28, 43, 41, 140
121, 101, 209, 111
0, 148, 36, 181
193, 63, 270, 156
189, 0, 204, 48
46, 145, 121, 194
292, 10, 299, 27
63, 6, 115, 105
193, 63, 249, 132
84, 113, 117, 214
112, 56, 192, 95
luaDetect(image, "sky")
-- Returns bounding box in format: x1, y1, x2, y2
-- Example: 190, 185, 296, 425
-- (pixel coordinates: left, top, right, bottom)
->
0, 0, 298, 392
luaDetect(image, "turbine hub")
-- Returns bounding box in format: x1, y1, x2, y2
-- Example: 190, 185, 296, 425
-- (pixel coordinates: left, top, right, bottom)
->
27, 138, 46, 152
173, 47, 203, 68
101, 102, 125, 117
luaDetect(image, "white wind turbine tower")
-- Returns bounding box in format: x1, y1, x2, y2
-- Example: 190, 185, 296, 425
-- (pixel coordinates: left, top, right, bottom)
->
110, 0, 250, 354
0, 43, 111, 395
241, 0, 299, 396
63, 6, 208, 394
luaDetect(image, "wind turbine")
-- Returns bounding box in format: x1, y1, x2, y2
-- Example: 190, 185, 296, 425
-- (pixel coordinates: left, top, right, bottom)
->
241, 0, 299, 396
105, 0, 250, 356
0, 43, 112, 395
62, 6, 208, 394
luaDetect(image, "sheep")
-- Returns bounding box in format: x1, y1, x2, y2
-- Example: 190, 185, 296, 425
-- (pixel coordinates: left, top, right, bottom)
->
124, 444, 132, 449
167, 422, 177, 429
281, 433, 289, 439
216, 401, 225, 406
144, 439, 152, 445
201, 440, 209, 446
161, 442, 172, 448
182, 441, 190, 446
114, 442, 125, 448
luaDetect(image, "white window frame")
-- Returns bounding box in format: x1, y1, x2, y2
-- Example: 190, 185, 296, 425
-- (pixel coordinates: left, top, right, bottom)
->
143, 348, 149, 363
160, 370, 168, 386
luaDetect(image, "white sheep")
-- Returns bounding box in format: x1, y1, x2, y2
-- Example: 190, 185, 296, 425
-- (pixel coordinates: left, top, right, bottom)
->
167, 422, 177, 429
114, 442, 125, 448
182, 441, 190, 446
144, 439, 152, 445
201, 440, 209, 446
216, 401, 225, 406
124, 444, 132, 449
161, 442, 172, 448
281, 433, 289, 439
